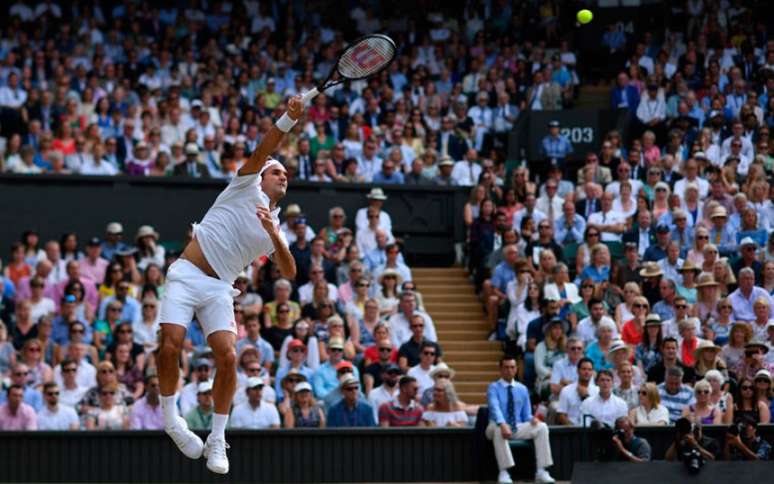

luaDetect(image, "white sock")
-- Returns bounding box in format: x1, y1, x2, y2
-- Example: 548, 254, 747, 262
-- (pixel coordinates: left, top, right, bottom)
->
210, 413, 228, 440
161, 395, 178, 426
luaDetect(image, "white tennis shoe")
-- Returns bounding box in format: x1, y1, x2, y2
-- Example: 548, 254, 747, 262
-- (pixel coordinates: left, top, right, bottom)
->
204, 435, 230, 474
165, 416, 204, 459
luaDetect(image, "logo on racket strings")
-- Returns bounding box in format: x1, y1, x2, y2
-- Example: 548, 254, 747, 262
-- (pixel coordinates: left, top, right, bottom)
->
349, 44, 385, 70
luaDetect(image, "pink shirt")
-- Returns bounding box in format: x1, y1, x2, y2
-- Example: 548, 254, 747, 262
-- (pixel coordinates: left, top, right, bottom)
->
0, 402, 38, 430
52, 276, 99, 310
129, 396, 164, 430
78, 257, 108, 288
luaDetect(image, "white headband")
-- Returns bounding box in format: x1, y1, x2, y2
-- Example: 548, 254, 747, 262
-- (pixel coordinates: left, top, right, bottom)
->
259, 158, 283, 179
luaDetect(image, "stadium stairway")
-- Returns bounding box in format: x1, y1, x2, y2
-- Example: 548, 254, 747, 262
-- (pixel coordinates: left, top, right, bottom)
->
414, 267, 502, 405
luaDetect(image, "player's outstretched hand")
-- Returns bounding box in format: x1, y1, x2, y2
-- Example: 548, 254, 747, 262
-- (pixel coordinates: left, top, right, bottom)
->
287, 94, 304, 120
256, 205, 277, 234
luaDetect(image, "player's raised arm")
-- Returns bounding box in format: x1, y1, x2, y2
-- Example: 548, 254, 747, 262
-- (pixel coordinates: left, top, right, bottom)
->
256, 206, 296, 280
238, 95, 305, 176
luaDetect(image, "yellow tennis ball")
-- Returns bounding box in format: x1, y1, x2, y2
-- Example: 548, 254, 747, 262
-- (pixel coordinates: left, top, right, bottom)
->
577, 9, 593, 24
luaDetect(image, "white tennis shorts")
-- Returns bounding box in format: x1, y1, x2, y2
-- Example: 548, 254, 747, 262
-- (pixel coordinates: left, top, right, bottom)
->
159, 259, 240, 337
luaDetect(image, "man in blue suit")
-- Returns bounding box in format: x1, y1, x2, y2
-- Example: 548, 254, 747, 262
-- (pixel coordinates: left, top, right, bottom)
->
610, 72, 640, 112
486, 357, 555, 483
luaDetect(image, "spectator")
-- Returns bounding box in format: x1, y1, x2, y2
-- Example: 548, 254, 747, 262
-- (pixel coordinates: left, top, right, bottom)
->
0, 363, 43, 411
539, 121, 573, 171
485, 357, 555, 484
378, 375, 423, 427
734, 376, 771, 425
282, 381, 325, 429
326, 374, 376, 428
229, 378, 280, 430
629, 382, 669, 426
389, 292, 436, 348
658, 367, 695, 423
556, 357, 598, 426
422, 380, 468, 427
730, 268, 774, 322
274, 339, 314, 399
36, 382, 79, 430
184, 381, 214, 431
735, 342, 774, 381
367, 363, 401, 422
85, 383, 129, 430
56, 358, 87, 410
579, 369, 629, 428
610, 416, 651, 462
130, 374, 163, 430
312, 337, 360, 400
235, 313, 274, 371
0, 384, 37, 430
179, 359, 212, 417
407, 342, 438, 396
724, 418, 772, 460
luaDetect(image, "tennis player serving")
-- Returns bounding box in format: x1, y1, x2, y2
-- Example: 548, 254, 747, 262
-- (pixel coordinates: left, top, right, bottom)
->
158, 95, 303, 474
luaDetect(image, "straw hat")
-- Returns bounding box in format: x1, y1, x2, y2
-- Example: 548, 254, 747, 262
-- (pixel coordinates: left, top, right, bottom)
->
378, 268, 403, 286
679, 260, 700, 273
644, 313, 662, 326
429, 362, 456, 380
694, 339, 722, 361
639, 262, 663, 278
710, 206, 728, 219
695, 273, 719, 288
366, 187, 388, 200
745, 341, 769, 355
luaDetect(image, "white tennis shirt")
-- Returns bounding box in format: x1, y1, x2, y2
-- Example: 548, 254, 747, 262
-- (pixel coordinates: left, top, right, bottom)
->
194, 172, 287, 284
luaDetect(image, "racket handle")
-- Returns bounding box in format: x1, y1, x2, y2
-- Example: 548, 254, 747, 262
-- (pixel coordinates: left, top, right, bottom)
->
301, 88, 319, 104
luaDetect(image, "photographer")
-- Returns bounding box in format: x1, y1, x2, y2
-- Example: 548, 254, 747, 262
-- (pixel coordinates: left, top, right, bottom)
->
665, 418, 719, 463
723, 418, 772, 460
611, 416, 651, 462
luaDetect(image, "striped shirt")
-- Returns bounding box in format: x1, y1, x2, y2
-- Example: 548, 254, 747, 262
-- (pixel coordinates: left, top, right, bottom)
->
657, 383, 695, 423
378, 399, 424, 427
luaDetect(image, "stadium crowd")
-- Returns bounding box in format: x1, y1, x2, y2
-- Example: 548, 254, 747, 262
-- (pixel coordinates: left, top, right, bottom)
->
0, 0, 773, 472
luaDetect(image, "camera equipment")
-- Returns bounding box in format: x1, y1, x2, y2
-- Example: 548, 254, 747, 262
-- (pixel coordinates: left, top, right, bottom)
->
727, 422, 746, 436
675, 418, 704, 474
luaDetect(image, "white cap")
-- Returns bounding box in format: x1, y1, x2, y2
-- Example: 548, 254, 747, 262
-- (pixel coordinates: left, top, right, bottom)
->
106, 222, 123, 234
197, 381, 213, 393
294, 381, 313, 393
739, 237, 757, 247
185, 143, 199, 155
246, 377, 265, 389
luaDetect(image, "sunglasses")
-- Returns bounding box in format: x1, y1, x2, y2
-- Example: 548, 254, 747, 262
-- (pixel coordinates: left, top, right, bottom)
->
62, 368, 77, 373
741, 385, 754, 390
697, 235, 709, 240
343, 386, 359, 392
588, 233, 599, 237
675, 304, 688, 309
118, 329, 132, 334
718, 305, 732, 309
569, 347, 583, 351
638, 390, 648, 396
27, 347, 41, 353
755, 379, 770, 384
745, 351, 759, 357
246, 367, 261, 372
379, 347, 392, 352
108, 307, 122, 312
142, 305, 155, 309
355, 283, 370, 288
46, 392, 60, 397
582, 285, 594, 289
695, 389, 710, 395
100, 391, 116, 396
411, 324, 424, 329
329, 348, 343, 352
100, 369, 115, 374
287, 378, 303, 383
290, 348, 305, 353
423, 351, 436, 356
633, 304, 648, 309
277, 309, 290, 313
14, 371, 29, 376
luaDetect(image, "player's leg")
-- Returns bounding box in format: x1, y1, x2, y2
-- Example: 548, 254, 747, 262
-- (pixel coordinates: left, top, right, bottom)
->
202, 330, 237, 474
158, 322, 205, 458
157, 262, 204, 459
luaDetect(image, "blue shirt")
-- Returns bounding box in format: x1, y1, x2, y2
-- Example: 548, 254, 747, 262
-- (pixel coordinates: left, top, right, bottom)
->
235, 336, 275, 367
326, 399, 376, 427
585, 342, 614, 372
51, 316, 93, 345
490, 261, 516, 293
652, 301, 675, 323
312, 362, 361, 399
577, 265, 610, 284
274, 365, 314, 399
708, 225, 737, 256
100, 241, 129, 262
540, 135, 573, 160
487, 379, 532, 426
554, 215, 586, 245
372, 171, 405, 184
98, 296, 142, 325
0, 386, 43, 412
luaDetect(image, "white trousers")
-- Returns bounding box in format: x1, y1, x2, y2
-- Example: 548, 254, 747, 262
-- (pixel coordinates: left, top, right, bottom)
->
485, 421, 554, 471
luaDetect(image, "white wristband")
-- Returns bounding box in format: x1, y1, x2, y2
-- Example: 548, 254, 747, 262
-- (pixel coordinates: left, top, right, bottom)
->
275, 112, 297, 133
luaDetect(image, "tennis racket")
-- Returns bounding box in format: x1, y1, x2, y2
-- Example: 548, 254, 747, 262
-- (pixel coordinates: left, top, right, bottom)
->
301, 34, 397, 104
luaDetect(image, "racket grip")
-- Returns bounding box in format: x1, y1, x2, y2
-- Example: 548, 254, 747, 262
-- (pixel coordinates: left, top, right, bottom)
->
301, 88, 319, 104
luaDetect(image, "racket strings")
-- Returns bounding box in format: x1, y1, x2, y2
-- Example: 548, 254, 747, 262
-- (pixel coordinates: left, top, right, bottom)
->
338, 38, 395, 79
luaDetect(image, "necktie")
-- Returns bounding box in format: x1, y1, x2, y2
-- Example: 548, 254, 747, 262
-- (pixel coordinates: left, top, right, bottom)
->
506, 385, 516, 430
715, 230, 721, 244
548, 199, 555, 223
